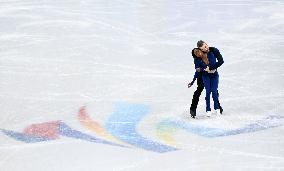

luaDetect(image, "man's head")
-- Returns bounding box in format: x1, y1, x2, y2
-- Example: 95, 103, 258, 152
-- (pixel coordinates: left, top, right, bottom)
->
197, 40, 209, 53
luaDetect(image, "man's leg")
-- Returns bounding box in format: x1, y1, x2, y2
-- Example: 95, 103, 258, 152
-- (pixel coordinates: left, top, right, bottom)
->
202, 75, 211, 112
216, 73, 223, 114
190, 75, 204, 117
211, 74, 219, 110
217, 90, 223, 114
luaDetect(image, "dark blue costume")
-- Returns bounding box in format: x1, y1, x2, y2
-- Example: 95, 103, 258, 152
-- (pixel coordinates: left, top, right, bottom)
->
191, 47, 224, 112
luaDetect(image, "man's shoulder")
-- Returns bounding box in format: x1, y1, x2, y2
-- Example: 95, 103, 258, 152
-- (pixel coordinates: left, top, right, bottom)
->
209, 47, 218, 51
209, 47, 221, 56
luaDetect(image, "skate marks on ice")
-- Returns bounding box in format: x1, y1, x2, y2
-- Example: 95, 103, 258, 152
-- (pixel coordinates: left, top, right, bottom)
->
1, 102, 284, 153
105, 102, 177, 153
0, 121, 61, 143
0, 102, 176, 153
78, 106, 125, 145
0, 121, 126, 148
157, 115, 284, 146
78, 103, 176, 153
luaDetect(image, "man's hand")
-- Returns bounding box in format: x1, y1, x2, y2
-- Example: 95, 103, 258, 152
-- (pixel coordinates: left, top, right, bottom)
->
188, 83, 193, 88
205, 66, 216, 73
205, 66, 210, 72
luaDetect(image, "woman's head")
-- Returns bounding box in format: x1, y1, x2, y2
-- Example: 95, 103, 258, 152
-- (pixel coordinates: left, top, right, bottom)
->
193, 48, 209, 65
193, 48, 204, 58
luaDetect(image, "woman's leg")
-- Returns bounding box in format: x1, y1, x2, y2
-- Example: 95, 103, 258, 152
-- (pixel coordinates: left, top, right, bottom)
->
190, 74, 204, 113
202, 75, 211, 112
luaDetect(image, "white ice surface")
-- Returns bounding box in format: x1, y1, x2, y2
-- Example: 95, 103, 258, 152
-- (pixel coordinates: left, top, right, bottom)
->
0, 0, 284, 170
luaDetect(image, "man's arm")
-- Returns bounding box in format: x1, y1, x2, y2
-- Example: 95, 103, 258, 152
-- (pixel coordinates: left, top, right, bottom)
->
209, 47, 224, 70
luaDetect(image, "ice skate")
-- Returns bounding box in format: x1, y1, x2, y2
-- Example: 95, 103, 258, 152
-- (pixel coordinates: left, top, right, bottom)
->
215, 109, 222, 116
206, 111, 212, 117
190, 109, 196, 119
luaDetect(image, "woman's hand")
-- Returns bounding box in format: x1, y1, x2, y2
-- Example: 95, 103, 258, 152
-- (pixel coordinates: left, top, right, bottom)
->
188, 83, 193, 88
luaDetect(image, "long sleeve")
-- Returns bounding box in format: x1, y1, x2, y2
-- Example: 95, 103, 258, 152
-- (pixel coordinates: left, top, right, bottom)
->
194, 57, 200, 69
190, 71, 199, 85
209, 47, 224, 70
190, 57, 203, 85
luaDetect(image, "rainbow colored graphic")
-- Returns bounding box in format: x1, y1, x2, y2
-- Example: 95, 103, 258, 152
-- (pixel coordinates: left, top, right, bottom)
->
1, 102, 284, 153
157, 115, 284, 146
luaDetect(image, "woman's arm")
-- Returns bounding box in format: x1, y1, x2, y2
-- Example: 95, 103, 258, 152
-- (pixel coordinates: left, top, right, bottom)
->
188, 70, 199, 87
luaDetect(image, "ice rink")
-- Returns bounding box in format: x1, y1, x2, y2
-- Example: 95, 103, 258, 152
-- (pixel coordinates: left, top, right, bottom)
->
0, 0, 284, 170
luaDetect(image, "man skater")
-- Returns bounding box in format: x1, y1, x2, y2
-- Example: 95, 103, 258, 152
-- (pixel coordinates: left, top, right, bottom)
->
188, 40, 224, 118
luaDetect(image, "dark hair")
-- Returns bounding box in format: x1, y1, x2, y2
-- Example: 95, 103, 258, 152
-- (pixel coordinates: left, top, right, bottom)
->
197, 40, 205, 48
191, 48, 198, 58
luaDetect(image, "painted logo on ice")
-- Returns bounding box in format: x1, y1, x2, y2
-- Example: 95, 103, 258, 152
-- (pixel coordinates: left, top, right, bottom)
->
1, 102, 284, 153
156, 115, 284, 146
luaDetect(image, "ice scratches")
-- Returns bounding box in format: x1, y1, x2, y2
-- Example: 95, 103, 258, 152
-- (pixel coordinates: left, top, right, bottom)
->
0, 148, 19, 168
58, 122, 127, 148
157, 115, 284, 145
186, 143, 284, 161
114, 158, 150, 171
1, 102, 283, 153
0, 121, 128, 148
0, 129, 52, 143
225, 148, 284, 160
105, 102, 177, 153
